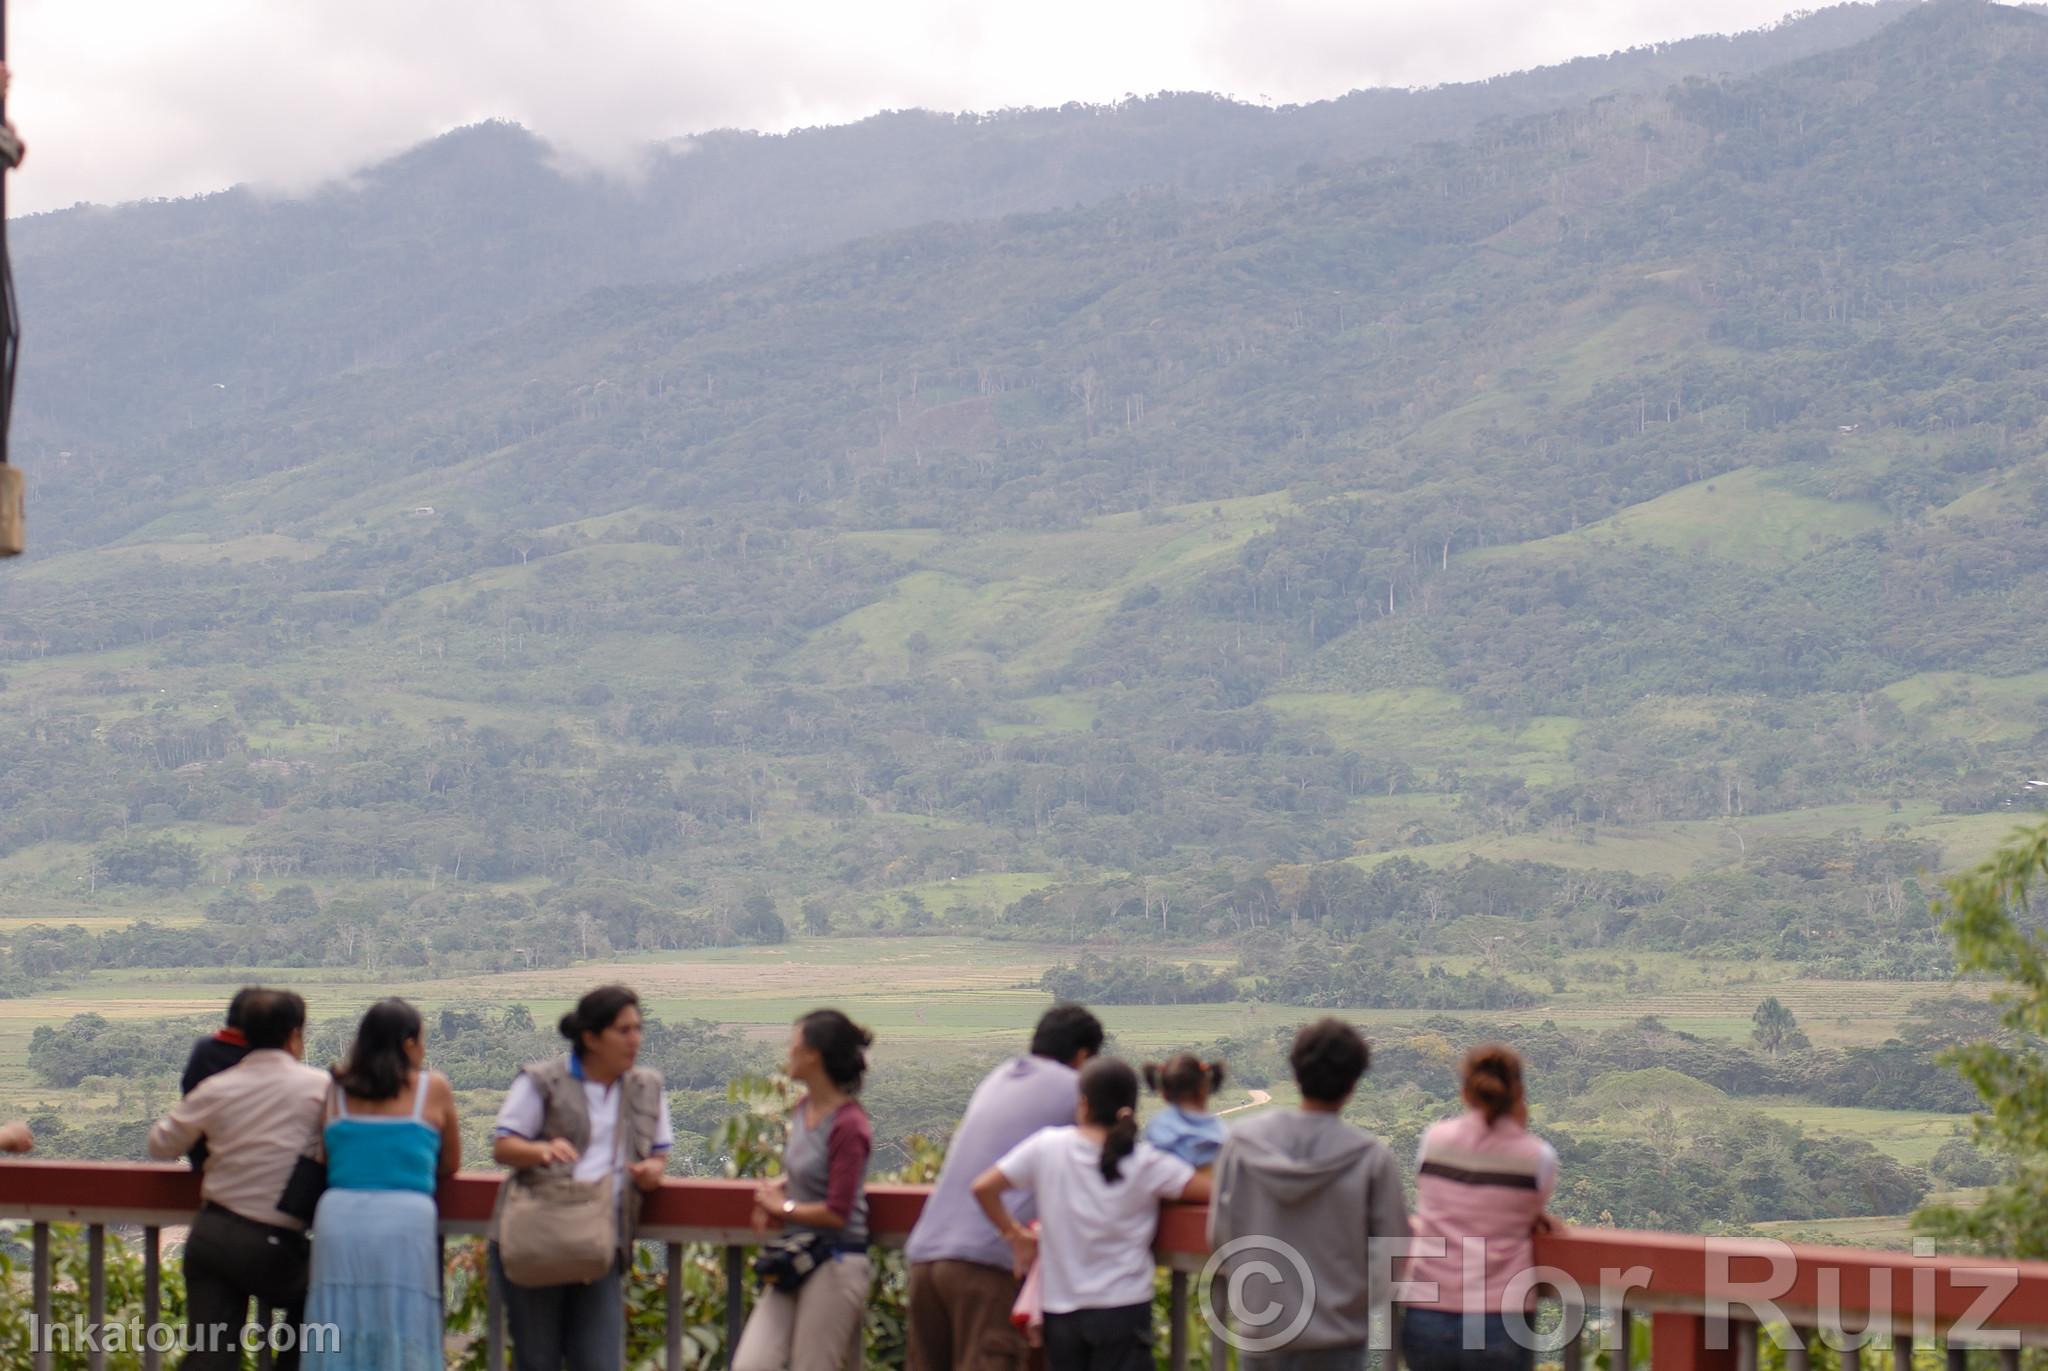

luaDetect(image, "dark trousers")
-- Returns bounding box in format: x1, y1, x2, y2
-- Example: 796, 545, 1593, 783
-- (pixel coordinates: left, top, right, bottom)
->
181, 1203, 311, 1371
907, 1260, 1030, 1371
1042, 1302, 1153, 1371
1399, 1308, 1534, 1371
489, 1241, 626, 1371
1245, 1346, 1367, 1371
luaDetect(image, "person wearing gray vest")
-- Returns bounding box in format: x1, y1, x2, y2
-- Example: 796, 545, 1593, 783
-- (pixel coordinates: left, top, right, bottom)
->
490, 985, 673, 1371
733, 1009, 876, 1371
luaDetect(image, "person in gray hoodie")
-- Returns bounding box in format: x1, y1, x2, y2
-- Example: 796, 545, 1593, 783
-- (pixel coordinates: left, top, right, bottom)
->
1206, 1018, 1408, 1370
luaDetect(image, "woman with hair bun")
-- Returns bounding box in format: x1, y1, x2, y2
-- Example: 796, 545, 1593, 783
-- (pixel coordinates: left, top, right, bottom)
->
490, 985, 673, 1371
1403, 1043, 1560, 1371
734, 1009, 877, 1371
971, 1059, 1211, 1371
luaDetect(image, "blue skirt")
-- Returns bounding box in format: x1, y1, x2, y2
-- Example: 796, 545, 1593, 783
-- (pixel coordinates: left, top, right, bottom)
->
303, 1188, 442, 1371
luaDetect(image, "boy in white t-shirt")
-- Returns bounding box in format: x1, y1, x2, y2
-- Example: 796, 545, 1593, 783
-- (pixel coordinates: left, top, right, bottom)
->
971, 1058, 1211, 1371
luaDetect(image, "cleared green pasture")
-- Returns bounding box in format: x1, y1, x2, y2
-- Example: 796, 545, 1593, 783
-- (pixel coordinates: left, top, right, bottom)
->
1498, 466, 1887, 570
863, 872, 1062, 920
1413, 301, 1706, 444
1880, 670, 2048, 745
1748, 1104, 1964, 1169
1265, 687, 1578, 783
1751, 1189, 1982, 1250
786, 494, 1285, 685
1353, 801, 2020, 880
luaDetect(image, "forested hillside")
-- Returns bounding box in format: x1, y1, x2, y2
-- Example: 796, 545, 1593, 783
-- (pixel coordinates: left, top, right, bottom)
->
2, 0, 2046, 1001
9, 2, 1909, 448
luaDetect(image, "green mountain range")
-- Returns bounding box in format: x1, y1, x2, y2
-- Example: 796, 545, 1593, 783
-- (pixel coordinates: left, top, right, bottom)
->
1, 0, 2044, 986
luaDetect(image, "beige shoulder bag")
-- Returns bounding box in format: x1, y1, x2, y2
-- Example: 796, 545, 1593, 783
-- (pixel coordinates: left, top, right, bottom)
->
496, 1082, 624, 1287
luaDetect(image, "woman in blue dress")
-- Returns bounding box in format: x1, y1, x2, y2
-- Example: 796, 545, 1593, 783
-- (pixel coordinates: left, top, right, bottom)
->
304, 998, 460, 1370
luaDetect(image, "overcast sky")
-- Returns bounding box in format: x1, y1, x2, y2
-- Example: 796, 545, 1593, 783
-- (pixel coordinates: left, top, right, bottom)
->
11, 0, 1809, 217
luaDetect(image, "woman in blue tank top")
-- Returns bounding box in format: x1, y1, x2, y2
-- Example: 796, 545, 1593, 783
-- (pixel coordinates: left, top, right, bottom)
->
304, 998, 459, 1371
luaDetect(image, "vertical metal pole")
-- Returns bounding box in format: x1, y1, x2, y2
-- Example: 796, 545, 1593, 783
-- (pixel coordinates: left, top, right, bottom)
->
666, 1244, 685, 1371
1169, 1270, 1189, 1371
88, 1225, 108, 1371
725, 1244, 745, 1368
1614, 1309, 1634, 1371
1997, 1350, 2019, 1371
0, 0, 20, 560
32, 1221, 52, 1371
486, 1249, 507, 1371
1946, 1345, 1969, 1371
1893, 1335, 1914, 1371
143, 1226, 163, 1371
1786, 1327, 1811, 1371
1736, 1320, 1759, 1371
1209, 1270, 1230, 1371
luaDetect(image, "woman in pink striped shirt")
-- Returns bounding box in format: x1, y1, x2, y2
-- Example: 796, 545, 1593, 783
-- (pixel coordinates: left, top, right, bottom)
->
1403, 1045, 1559, 1371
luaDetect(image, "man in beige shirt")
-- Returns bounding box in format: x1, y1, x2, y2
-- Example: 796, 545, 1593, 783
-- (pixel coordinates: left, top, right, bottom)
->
148, 989, 328, 1370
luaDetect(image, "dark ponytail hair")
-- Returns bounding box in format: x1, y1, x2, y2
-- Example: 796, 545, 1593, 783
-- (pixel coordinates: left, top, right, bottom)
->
559, 985, 641, 1055
798, 1009, 874, 1093
336, 998, 423, 1102
1080, 1058, 1141, 1183
1461, 1042, 1526, 1125
1143, 1053, 1225, 1106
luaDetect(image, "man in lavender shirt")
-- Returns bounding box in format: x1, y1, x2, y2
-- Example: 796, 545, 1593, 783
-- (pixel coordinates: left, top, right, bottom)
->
905, 1004, 1104, 1371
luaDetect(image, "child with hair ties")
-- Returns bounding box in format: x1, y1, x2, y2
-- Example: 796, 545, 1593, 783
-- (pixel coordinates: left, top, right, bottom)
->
1142, 1052, 1228, 1169
972, 1059, 1209, 1371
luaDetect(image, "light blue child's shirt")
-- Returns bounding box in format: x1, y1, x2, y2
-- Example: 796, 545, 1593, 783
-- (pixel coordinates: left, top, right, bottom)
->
1144, 1103, 1226, 1168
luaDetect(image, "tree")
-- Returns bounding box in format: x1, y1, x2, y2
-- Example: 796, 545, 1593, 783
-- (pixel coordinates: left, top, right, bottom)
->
738, 893, 787, 945
1750, 997, 1802, 1055
1917, 821, 2048, 1256
91, 834, 201, 888
800, 899, 833, 938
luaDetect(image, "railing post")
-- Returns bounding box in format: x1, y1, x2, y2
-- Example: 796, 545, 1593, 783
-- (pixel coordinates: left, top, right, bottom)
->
1786, 1325, 1812, 1371
1209, 1270, 1230, 1371
88, 1224, 108, 1371
1947, 1344, 1968, 1371
725, 1243, 746, 1368
1893, 1334, 1913, 1371
1169, 1269, 1190, 1371
1998, 1350, 2019, 1371
1651, 1311, 1739, 1371
32, 1221, 52, 1371
486, 1254, 507, 1371
1613, 1308, 1634, 1371
1735, 1319, 1759, 1371
143, 1225, 162, 1371
667, 1243, 685, 1371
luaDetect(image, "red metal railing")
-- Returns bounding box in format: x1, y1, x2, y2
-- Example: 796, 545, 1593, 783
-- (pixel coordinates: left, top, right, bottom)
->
3, 1162, 2045, 1371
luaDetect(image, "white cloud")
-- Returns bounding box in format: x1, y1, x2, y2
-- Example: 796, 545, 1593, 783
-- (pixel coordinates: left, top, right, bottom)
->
10, 0, 1809, 215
